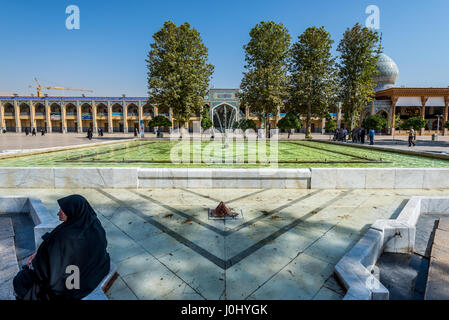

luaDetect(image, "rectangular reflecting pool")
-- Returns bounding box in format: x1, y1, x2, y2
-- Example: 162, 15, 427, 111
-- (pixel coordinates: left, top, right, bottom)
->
1, 140, 449, 168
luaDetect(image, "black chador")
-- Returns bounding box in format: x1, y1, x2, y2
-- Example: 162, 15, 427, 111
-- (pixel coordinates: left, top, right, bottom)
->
13, 195, 110, 300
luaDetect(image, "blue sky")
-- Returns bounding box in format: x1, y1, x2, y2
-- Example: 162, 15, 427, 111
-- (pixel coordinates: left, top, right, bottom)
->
1, 0, 448, 96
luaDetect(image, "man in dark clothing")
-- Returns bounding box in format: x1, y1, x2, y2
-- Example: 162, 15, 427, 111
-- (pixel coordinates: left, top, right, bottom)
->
360, 128, 366, 144
25, 128, 29, 136
41, 129, 45, 136
409, 126, 416, 147
134, 127, 138, 137
32, 128, 36, 136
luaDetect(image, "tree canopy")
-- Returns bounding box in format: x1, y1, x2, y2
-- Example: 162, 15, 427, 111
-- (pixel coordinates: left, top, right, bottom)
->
239, 21, 291, 133
288, 26, 338, 138
401, 117, 428, 130
201, 106, 213, 130
147, 21, 214, 127
277, 112, 302, 138
337, 23, 380, 130
149, 115, 172, 128
324, 113, 337, 132
362, 114, 387, 130
233, 119, 256, 131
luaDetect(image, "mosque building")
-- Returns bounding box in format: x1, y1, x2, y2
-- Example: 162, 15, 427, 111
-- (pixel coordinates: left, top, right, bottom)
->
1, 53, 447, 135
361, 53, 449, 136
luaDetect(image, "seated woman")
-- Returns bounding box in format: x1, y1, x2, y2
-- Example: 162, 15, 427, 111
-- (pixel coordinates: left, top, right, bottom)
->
13, 195, 110, 300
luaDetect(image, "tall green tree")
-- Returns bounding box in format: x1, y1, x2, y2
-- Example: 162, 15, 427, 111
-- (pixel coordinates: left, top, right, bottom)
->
201, 106, 213, 130
337, 23, 380, 131
147, 21, 214, 130
239, 21, 291, 135
277, 112, 302, 138
288, 26, 338, 139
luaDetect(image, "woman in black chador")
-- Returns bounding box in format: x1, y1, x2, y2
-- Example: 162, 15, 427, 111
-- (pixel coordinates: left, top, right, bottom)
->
13, 195, 110, 300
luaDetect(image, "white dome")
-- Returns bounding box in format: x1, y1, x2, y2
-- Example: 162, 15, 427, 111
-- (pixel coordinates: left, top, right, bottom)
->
374, 53, 399, 91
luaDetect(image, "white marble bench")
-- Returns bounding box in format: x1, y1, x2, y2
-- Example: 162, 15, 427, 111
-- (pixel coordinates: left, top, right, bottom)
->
0, 218, 20, 300
82, 262, 117, 300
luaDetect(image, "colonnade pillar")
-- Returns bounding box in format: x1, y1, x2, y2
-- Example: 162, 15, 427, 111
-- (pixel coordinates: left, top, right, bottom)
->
444, 96, 448, 136
123, 104, 128, 133
92, 101, 98, 134
0, 103, 5, 132
45, 101, 52, 133
76, 102, 82, 133
138, 101, 143, 128
14, 101, 20, 132
107, 102, 113, 133
421, 96, 428, 136
61, 104, 67, 133
391, 96, 398, 136
29, 100, 36, 131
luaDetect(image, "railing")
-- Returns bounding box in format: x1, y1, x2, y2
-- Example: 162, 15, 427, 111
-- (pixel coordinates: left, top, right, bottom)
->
4, 112, 13, 116
35, 112, 45, 116
66, 112, 77, 116
20, 112, 30, 116
143, 113, 154, 117
127, 113, 138, 117
97, 113, 107, 117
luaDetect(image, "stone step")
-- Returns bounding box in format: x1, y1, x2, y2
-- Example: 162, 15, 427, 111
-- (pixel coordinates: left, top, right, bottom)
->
425, 218, 449, 300
0, 217, 20, 300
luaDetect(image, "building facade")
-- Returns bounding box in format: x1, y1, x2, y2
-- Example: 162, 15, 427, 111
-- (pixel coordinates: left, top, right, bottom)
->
0, 88, 326, 134
360, 54, 449, 136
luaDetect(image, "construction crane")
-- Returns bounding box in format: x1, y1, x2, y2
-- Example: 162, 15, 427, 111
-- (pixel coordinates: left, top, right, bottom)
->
29, 78, 93, 97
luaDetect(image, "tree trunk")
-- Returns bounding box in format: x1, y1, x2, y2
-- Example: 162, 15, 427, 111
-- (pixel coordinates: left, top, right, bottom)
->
306, 104, 312, 139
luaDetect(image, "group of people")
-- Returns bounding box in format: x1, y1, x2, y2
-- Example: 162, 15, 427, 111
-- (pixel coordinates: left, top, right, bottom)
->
24, 128, 46, 136
333, 127, 376, 145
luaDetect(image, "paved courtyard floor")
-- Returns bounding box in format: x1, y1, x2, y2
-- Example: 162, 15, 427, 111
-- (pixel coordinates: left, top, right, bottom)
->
3, 187, 449, 300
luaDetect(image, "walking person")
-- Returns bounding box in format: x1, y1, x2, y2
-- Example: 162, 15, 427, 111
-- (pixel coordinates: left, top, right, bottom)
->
408, 126, 416, 147
360, 128, 366, 144
369, 128, 375, 145
25, 127, 29, 136
41, 128, 45, 136
342, 128, 348, 142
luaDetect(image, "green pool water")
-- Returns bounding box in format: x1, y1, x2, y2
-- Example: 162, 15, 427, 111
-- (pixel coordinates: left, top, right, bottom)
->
1, 140, 448, 168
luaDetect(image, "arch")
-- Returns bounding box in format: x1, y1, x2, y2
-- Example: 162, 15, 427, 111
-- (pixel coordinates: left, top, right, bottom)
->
19, 103, 30, 115
142, 104, 153, 115
3, 102, 14, 115
65, 103, 77, 115
126, 103, 138, 115
81, 103, 92, 114
360, 109, 372, 124
96, 103, 108, 115
34, 103, 45, 114
211, 103, 238, 132
376, 108, 390, 121
50, 103, 62, 113
111, 103, 123, 113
